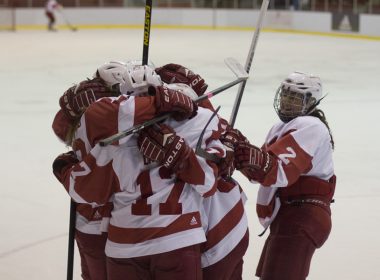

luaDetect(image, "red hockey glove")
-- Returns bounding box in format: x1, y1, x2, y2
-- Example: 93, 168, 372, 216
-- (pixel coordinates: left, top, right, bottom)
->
155, 63, 208, 96
59, 77, 119, 120
52, 151, 79, 183
138, 124, 192, 173
151, 85, 198, 121
218, 123, 249, 178
234, 142, 274, 182
220, 123, 249, 150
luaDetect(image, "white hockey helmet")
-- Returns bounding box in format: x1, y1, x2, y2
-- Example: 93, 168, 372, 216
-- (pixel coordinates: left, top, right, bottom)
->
96, 61, 162, 96
120, 63, 162, 96
96, 61, 128, 89
274, 71, 323, 122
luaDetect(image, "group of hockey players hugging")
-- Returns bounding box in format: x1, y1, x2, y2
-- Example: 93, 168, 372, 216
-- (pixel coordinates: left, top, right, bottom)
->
52, 60, 336, 280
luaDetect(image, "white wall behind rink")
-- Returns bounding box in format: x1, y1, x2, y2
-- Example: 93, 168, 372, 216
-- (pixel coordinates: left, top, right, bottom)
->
14, 8, 380, 37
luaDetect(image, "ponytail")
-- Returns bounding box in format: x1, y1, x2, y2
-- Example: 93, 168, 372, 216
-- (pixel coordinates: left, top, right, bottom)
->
65, 118, 80, 147
309, 109, 335, 150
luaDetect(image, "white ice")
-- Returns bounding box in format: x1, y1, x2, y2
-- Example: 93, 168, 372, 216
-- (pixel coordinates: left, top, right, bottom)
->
0, 28, 379, 279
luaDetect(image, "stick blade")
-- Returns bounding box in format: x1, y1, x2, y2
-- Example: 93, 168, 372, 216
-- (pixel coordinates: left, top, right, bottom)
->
224, 57, 249, 79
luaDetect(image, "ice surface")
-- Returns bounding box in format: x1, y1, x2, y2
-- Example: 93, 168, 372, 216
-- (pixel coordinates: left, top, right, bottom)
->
0, 28, 379, 279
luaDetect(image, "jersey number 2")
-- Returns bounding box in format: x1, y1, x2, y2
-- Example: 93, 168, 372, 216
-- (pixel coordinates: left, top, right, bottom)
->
278, 147, 296, 164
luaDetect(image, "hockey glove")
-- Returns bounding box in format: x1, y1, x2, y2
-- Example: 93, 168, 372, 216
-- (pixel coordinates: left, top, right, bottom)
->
155, 63, 208, 96
151, 85, 198, 121
218, 122, 249, 178
234, 142, 274, 182
138, 124, 192, 173
52, 151, 79, 183
59, 77, 119, 120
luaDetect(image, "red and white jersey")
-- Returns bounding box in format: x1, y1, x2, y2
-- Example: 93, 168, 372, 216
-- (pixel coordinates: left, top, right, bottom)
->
200, 178, 248, 267
74, 203, 112, 235
53, 94, 158, 235
52, 110, 111, 235
61, 100, 225, 258
45, 0, 59, 12
256, 116, 335, 228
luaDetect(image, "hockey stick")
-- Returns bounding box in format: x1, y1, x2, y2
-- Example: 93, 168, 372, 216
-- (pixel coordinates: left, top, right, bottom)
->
229, 0, 270, 127
142, 0, 153, 65
58, 9, 77, 32
194, 58, 248, 162
195, 106, 222, 162
66, 200, 76, 280
99, 58, 249, 147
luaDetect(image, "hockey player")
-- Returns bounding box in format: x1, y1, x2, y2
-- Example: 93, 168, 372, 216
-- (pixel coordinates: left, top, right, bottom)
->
53, 61, 224, 280
156, 64, 250, 280
233, 72, 336, 280
52, 79, 118, 280
201, 123, 249, 280
45, 0, 62, 31
52, 62, 198, 280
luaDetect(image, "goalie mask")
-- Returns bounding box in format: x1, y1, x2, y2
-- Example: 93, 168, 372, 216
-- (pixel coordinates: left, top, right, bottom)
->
96, 61, 162, 96
274, 71, 323, 122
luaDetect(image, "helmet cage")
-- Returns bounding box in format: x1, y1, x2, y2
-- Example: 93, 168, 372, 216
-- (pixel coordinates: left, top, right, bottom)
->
274, 72, 322, 122
274, 86, 317, 122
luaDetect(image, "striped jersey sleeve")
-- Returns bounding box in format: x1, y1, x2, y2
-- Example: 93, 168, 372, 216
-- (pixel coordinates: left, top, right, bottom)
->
256, 116, 334, 228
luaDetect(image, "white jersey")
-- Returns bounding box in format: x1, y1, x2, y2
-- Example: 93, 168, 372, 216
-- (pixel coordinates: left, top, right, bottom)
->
60, 96, 225, 258
256, 116, 335, 228
45, 0, 59, 13
201, 178, 248, 267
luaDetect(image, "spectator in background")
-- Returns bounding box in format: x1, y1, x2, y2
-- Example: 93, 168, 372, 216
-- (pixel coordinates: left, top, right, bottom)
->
45, 0, 62, 31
